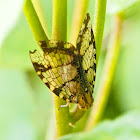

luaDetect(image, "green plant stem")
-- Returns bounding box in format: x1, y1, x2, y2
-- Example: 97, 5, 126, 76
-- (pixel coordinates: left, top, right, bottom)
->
52, 0, 75, 137
31, 0, 50, 39
94, 0, 107, 65
70, 0, 89, 46
70, 105, 85, 122
52, 0, 67, 41
85, 14, 123, 130
23, 0, 48, 47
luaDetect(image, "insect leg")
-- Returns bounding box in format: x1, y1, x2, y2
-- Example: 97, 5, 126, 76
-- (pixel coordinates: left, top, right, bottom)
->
58, 102, 69, 110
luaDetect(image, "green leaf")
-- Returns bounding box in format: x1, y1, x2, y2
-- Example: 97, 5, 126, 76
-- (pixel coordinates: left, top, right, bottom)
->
107, 0, 140, 14
0, 69, 53, 140
0, 13, 37, 70
0, 69, 35, 140
59, 111, 140, 140
110, 5, 140, 112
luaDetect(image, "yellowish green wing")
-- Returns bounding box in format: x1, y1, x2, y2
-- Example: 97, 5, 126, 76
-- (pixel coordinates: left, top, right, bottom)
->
75, 13, 96, 109
30, 41, 81, 103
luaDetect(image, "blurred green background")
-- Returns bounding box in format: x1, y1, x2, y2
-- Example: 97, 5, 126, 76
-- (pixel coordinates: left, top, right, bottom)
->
0, 0, 140, 140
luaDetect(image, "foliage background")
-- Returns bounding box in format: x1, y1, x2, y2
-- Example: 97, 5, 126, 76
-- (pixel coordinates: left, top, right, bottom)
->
0, 0, 140, 140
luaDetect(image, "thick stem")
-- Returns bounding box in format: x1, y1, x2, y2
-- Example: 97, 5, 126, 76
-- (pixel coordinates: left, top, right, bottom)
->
70, 105, 85, 122
52, 0, 67, 41
52, 0, 75, 137
31, 0, 50, 39
94, 0, 107, 65
23, 0, 48, 46
85, 14, 123, 130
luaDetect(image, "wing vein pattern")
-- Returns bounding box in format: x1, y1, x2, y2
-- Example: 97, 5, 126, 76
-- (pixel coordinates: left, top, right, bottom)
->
30, 13, 96, 110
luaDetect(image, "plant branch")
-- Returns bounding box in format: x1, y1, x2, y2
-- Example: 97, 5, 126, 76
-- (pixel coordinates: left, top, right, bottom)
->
85, 14, 123, 130
23, 0, 48, 47
52, 0, 75, 137
31, 0, 50, 39
52, 0, 67, 41
94, 0, 107, 65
